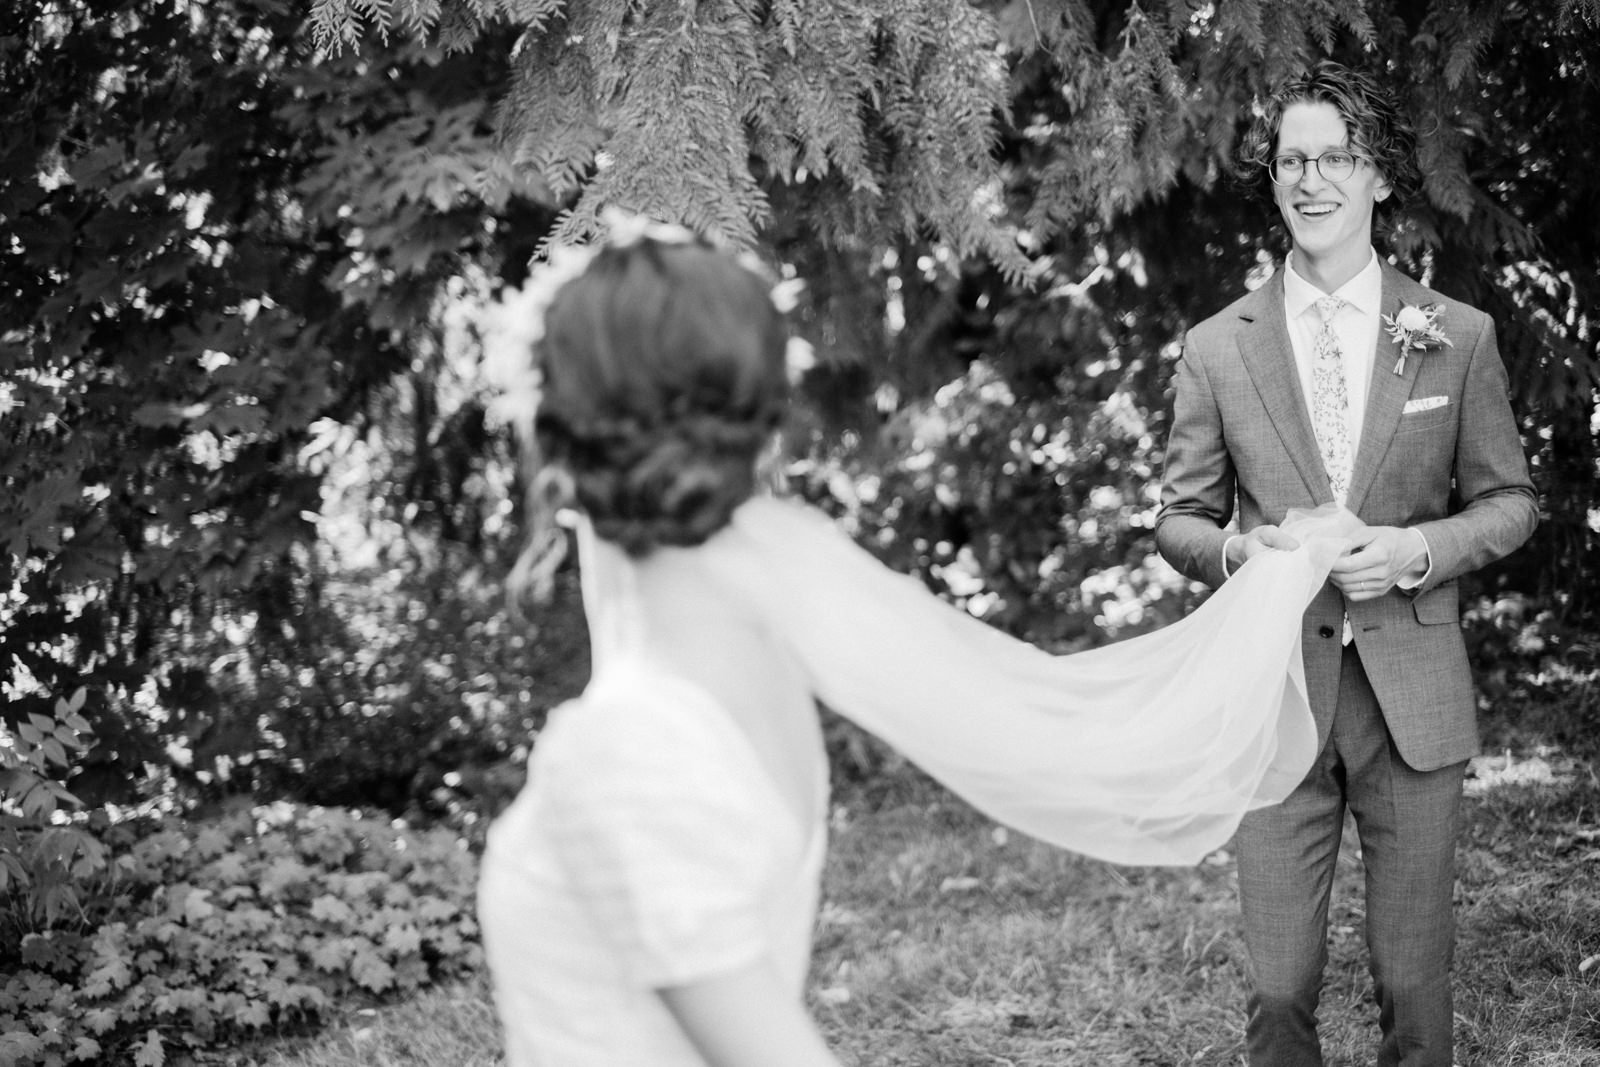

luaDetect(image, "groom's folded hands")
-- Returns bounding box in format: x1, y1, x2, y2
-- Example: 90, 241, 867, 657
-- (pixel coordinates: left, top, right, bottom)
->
1327, 526, 1431, 600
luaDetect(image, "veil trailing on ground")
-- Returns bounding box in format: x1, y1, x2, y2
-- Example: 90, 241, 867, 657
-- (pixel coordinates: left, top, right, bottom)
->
582, 497, 1361, 867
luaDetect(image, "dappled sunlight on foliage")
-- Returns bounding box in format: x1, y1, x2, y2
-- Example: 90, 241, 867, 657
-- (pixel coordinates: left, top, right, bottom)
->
153, 539, 585, 825
789, 350, 1204, 654
1, 0, 555, 808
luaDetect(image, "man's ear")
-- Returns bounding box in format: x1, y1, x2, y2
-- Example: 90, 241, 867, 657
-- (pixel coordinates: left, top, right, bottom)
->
1374, 174, 1393, 203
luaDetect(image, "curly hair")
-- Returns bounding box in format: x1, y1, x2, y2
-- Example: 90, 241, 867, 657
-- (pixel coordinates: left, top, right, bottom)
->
1235, 60, 1422, 215
517, 235, 790, 579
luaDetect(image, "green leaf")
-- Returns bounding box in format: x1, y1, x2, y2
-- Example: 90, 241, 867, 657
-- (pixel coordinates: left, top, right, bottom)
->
82, 954, 134, 997
0, 853, 27, 892
191, 826, 232, 861
382, 924, 422, 956
349, 948, 396, 993
133, 1029, 165, 1067
66, 142, 128, 188
298, 984, 332, 1012
51, 722, 86, 747
40, 738, 70, 768
266, 982, 300, 1008
416, 897, 458, 923
19, 781, 62, 820
235, 951, 271, 977
183, 888, 216, 924
210, 852, 249, 884
309, 938, 352, 972
0, 1034, 48, 1062
20, 933, 63, 969
233, 1000, 271, 1029
81, 1008, 119, 1035
41, 884, 81, 925
309, 894, 357, 926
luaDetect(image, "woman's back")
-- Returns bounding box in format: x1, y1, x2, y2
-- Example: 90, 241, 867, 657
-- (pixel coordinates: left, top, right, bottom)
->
630, 544, 828, 827
478, 536, 829, 1067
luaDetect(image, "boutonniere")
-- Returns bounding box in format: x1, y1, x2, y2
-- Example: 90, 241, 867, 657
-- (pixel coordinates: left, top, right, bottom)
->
1382, 302, 1452, 374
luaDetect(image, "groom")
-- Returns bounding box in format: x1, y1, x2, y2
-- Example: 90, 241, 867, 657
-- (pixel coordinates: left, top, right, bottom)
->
1154, 62, 1537, 1066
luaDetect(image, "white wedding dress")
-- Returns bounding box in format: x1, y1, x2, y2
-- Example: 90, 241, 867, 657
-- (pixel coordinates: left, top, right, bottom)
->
478, 495, 1358, 1065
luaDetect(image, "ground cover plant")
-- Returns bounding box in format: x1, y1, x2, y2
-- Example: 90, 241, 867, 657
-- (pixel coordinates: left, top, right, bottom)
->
243, 663, 1599, 1067
0, 804, 481, 1066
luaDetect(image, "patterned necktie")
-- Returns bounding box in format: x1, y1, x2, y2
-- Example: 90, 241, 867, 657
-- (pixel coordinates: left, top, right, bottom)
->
1311, 296, 1353, 506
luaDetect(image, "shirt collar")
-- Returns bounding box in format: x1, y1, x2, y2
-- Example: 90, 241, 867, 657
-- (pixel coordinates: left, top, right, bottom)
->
1283, 248, 1383, 320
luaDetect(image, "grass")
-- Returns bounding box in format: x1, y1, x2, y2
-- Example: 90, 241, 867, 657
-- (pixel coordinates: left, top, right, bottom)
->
243, 980, 501, 1067
806, 761, 1600, 1066
245, 674, 1600, 1067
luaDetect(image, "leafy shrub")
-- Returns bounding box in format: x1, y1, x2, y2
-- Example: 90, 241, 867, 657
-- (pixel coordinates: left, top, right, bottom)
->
1461, 590, 1596, 707
0, 690, 94, 820
0, 802, 480, 1067
1, 689, 109, 927
790, 359, 1202, 654
149, 539, 589, 832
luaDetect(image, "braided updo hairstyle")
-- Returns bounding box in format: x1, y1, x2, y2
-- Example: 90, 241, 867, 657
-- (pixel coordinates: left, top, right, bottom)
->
527, 234, 790, 566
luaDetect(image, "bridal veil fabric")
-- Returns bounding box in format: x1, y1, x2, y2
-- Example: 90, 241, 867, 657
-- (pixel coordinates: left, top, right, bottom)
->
579, 498, 1361, 867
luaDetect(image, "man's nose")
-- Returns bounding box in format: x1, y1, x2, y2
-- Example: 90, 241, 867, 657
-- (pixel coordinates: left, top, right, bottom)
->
1296, 160, 1331, 192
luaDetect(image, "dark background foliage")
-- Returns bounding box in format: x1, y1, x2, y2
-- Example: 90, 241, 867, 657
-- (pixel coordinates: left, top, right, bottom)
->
1, 0, 1593, 829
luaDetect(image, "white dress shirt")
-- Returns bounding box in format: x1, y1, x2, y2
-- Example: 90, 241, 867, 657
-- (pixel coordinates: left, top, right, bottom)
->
1222, 249, 1430, 589
1282, 248, 1383, 454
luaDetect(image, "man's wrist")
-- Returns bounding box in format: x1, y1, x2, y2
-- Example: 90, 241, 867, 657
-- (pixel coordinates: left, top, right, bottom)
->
1222, 534, 1244, 577
1395, 528, 1432, 590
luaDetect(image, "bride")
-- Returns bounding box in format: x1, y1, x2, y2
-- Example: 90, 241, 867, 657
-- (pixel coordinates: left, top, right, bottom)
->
475, 214, 1361, 1066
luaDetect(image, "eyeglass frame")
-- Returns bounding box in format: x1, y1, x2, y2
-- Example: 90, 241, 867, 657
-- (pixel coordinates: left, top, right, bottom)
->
1265, 150, 1371, 186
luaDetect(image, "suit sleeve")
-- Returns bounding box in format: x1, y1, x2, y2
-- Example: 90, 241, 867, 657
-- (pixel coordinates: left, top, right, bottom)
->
1155, 331, 1237, 589
1410, 314, 1538, 590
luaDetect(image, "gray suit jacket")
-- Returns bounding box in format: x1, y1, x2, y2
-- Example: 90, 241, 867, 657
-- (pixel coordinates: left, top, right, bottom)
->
1155, 262, 1538, 771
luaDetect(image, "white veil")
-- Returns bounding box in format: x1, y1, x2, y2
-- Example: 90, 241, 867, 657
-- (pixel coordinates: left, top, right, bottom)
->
680, 498, 1360, 866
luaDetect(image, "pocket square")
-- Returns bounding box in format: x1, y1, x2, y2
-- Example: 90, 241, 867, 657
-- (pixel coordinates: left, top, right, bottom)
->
1403, 395, 1449, 414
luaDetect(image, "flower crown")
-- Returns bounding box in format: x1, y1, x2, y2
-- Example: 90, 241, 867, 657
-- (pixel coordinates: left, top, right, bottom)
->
480, 208, 812, 429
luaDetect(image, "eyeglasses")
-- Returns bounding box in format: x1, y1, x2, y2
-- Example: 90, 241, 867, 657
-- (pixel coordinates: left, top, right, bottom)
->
1266, 150, 1369, 186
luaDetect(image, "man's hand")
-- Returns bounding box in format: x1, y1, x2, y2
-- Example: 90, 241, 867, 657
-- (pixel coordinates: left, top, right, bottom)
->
1327, 526, 1429, 601
1224, 525, 1301, 574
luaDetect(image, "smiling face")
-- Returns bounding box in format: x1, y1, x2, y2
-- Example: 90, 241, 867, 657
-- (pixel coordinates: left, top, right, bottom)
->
1271, 100, 1392, 291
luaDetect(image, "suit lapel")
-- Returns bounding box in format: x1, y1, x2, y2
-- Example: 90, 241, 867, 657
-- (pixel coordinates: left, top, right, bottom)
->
1346, 262, 1426, 515
1236, 274, 1330, 502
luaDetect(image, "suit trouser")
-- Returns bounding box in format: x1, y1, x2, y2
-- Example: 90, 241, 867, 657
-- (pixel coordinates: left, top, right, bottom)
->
1236, 642, 1467, 1067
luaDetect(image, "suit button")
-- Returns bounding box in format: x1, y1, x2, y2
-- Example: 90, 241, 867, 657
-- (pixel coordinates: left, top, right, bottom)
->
1318, 625, 1336, 639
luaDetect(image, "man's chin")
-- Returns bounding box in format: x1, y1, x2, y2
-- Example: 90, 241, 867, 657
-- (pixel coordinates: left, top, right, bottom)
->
1290, 233, 1355, 264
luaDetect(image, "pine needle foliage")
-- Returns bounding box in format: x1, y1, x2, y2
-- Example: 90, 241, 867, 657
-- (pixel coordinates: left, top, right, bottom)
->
307, 0, 1599, 282
313, 0, 1024, 272
312, 0, 563, 51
